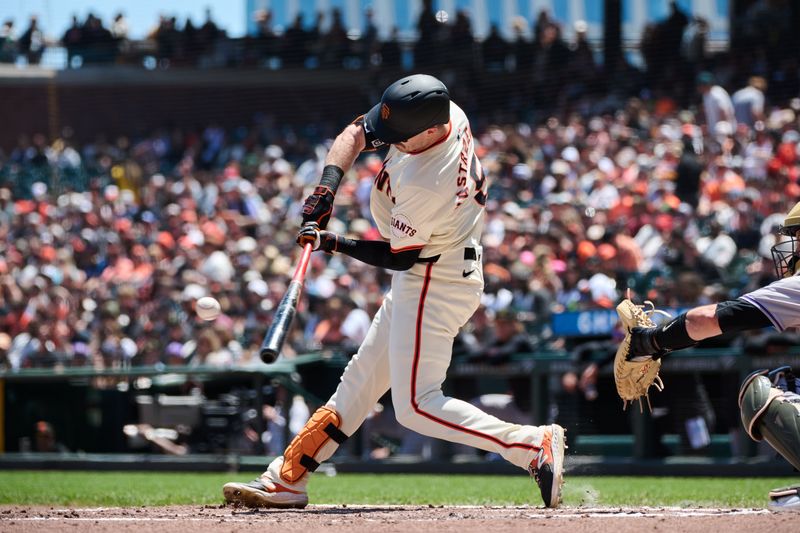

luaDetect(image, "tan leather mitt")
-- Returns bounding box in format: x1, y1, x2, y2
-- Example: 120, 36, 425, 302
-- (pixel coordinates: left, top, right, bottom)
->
614, 292, 667, 412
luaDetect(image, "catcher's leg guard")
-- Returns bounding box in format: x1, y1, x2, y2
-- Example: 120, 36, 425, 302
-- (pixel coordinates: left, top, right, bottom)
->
738, 370, 800, 471
280, 406, 348, 484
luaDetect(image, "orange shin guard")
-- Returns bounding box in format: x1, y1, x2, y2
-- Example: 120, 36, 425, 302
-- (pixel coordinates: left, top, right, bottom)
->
280, 406, 348, 484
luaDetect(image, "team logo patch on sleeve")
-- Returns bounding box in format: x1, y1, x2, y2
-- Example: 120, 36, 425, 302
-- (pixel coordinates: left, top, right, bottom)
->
390, 213, 417, 239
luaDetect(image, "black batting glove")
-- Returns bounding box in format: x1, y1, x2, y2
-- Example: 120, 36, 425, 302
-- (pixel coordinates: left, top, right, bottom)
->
301, 186, 335, 230
296, 224, 319, 248
296, 225, 338, 253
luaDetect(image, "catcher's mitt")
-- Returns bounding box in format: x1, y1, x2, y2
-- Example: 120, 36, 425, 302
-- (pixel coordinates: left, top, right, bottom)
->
614, 290, 670, 412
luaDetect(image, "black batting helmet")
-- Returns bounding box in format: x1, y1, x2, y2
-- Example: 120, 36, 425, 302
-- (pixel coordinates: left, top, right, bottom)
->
365, 74, 450, 145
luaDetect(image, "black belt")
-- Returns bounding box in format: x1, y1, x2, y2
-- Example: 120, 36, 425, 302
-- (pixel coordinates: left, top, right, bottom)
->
417, 247, 477, 264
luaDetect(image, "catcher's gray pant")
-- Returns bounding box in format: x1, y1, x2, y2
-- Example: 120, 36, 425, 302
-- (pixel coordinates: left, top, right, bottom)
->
264, 247, 545, 491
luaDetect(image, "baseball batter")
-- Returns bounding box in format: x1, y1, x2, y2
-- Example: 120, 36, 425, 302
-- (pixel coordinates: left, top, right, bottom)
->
223, 74, 565, 509
624, 200, 800, 511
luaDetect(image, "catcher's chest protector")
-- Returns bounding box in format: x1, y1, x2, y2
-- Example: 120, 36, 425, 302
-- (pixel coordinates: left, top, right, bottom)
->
739, 372, 800, 471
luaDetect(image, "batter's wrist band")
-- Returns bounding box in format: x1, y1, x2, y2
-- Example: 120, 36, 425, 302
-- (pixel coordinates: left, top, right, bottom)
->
319, 165, 344, 194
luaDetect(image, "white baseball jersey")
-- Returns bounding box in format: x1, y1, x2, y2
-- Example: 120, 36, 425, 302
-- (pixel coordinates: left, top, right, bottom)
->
740, 274, 800, 331
369, 102, 487, 259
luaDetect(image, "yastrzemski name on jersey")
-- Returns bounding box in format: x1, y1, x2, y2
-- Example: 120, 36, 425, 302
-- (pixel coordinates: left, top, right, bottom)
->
369, 102, 488, 258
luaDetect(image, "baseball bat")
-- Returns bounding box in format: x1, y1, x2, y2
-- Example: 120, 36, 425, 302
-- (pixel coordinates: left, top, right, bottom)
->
260, 243, 313, 363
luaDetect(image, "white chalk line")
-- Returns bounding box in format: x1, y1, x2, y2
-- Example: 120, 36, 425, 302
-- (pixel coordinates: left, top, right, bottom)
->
4, 506, 771, 521
543, 509, 770, 518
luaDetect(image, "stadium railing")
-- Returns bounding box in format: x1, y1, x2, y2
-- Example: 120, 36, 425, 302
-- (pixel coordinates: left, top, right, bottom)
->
0, 353, 347, 456
2, 348, 799, 462
449, 347, 800, 459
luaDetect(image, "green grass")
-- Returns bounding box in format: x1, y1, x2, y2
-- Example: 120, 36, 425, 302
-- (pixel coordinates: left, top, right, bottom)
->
0, 471, 793, 507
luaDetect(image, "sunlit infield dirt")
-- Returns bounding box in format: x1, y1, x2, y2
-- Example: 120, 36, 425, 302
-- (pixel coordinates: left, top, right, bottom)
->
0, 505, 791, 533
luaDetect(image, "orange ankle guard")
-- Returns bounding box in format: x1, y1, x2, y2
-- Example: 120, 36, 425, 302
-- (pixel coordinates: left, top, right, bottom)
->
280, 406, 348, 484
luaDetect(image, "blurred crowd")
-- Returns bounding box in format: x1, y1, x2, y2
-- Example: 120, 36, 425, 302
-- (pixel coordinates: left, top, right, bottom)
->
640, 1, 799, 110
0, 4, 586, 73
1, 62, 799, 379
0, 2, 796, 171
0, 2, 797, 107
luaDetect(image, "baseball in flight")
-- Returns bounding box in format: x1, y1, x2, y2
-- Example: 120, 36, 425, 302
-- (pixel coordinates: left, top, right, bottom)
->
196, 296, 221, 321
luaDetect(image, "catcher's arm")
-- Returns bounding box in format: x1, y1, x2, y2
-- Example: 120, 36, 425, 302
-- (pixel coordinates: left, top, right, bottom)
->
629, 299, 773, 360
627, 316, 690, 360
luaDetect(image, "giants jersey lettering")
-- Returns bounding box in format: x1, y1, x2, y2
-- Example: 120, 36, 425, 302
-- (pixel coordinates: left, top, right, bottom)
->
369, 102, 488, 258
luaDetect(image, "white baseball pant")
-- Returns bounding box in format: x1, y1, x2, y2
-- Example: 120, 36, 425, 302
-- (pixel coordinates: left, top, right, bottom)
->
265, 247, 545, 490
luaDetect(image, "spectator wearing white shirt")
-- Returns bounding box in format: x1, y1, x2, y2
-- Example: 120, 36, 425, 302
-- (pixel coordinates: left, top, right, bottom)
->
696, 221, 738, 270
697, 71, 736, 134
733, 76, 767, 128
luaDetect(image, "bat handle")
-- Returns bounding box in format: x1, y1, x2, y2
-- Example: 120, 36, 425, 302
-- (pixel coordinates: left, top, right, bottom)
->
259, 243, 313, 363
292, 243, 313, 283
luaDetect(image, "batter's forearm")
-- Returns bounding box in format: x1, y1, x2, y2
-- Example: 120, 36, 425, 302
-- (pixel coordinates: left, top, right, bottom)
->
332, 237, 420, 271
313, 124, 366, 195
325, 123, 366, 174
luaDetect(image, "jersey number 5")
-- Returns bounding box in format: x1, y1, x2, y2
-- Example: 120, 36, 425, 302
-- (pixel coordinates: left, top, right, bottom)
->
470, 153, 487, 206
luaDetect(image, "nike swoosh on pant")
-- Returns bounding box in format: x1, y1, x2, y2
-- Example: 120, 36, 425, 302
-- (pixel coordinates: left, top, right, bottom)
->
462, 270, 474, 277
